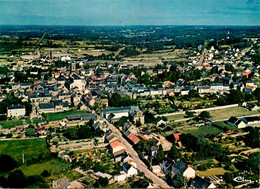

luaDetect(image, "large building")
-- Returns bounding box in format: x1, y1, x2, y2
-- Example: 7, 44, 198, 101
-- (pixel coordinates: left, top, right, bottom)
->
7, 104, 26, 118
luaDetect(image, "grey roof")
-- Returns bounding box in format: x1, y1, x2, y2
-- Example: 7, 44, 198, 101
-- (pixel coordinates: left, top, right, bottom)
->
39, 103, 54, 109
8, 104, 25, 110
56, 177, 70, 188
172, 161, 188, 176
66, 113, 96, 121
191, 176, 211, 188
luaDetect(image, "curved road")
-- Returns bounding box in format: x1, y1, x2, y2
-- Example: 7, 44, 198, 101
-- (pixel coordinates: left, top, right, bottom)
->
104, 119, 171, 188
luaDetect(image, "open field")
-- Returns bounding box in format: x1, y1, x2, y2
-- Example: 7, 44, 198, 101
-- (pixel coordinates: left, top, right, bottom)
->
196, 167, 230, 177
20, 158, 71, 176
184, 125, 223, 137
167, 114, 186, 121
209, 106, 259, 121
0, 120, 24, 129
0, 138, 49, 164
46, 110, 89, 122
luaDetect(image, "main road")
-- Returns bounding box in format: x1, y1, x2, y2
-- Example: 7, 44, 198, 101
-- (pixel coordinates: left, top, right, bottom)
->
103, 119, 171, 188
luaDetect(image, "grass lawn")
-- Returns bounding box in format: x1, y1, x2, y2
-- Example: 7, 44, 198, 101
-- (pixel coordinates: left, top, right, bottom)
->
46, 110, 89, 122
184, 125, 223, 137
209, 106, 259, 121
0, 120, 23, 129
213, 121, 237, 130
0, 138, 49, 164
33, 118, 42, 124
167, 114, 186, 121
65, 170, 84, 181
20, 159, 71, 177
196, 167, 230, 177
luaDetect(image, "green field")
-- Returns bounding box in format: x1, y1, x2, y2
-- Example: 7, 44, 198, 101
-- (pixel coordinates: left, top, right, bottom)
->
167, 114, 186, 121
20, 159, 71, 177
0, 138, 49, 164
213, 121, 237, 131
209, 106, 259, 121
0, 120, 24, 129
46, 110, 89, 122
33, 118, 42, 124
184, 125, 223, 137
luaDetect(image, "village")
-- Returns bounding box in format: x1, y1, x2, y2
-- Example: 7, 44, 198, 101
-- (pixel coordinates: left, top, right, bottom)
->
0, 26, 259, 188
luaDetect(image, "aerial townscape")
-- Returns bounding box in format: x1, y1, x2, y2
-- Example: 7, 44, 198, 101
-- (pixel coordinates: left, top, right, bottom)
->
0, 1, 259, 189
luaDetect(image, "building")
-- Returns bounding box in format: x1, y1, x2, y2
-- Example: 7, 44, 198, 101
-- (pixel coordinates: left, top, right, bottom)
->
190, 176, 216, 188
171, 161, 195, 179
227, 117, 247, 129
122, 163, 138, 177
52, 177, 70, 189
109, 140, 126, 156
7, 104, 26, 117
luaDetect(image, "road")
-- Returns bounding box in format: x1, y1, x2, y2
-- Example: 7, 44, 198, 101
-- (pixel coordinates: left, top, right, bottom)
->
103, 119, 171, 188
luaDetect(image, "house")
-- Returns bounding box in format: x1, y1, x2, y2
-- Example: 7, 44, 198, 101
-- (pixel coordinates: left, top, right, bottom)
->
190, 176, 216, 188
7, 104, 26, 118
92, 120, 106, 131
160, 157, 174, 174
114, 171, 127, 182
123, 163, 138, 177
171, 161, 195, 179
52, 177, 70, 188
173, 133, 182, 143
77, 102, 88, 110
123, 155, 137, 168
157, 119, 167, 127
149, 146, 158, 158
127, 134, 140, 145
66, 113, 97, 122
227, 116, 247, 129
109, 140, 126, 156
38, 103, 55, 113
95, 171, 112, 179
241, 116, 260, 126
151, 165, 162, 175
249, 105, 260, 111
123, 121, 138, 134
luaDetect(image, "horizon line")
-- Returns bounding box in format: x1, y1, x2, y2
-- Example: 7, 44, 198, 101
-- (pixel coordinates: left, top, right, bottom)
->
0, 24, 260, 27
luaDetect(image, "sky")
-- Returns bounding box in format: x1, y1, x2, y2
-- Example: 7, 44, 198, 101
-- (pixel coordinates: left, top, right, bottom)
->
0, 0, 259, 26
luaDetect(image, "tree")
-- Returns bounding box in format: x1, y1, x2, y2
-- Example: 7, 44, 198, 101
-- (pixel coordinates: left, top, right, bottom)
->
7, 170, 27, 188
118, 116, 128, 126
199, 111, 211, 120
245, 127, 259, 148
156, 145, 165, 162
185, 111, 194, 118
0, 155, 18, 173
25, 128, 35, 137
168, 144, 181, 159
171, 173, 185, 188
223, 172, 233, 184
228, 90, 245, 104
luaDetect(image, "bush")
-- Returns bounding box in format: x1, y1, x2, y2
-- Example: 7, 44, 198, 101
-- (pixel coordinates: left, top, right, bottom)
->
0, 155, 18, 172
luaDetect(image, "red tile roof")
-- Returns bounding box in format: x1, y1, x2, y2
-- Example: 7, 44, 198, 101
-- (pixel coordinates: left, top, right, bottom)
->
110, 140, 125, 149
128, 134, 140, 144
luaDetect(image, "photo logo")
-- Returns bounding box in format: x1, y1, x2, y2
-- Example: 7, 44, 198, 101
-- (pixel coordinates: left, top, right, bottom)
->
233, 176, 253, 184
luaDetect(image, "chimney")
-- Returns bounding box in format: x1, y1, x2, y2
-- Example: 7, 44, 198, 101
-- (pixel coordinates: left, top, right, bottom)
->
188, 165, 191, 168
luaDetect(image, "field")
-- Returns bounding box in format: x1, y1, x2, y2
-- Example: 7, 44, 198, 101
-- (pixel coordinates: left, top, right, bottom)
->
0, 138, 49, 164
213, 121, 237, 130
167, 114, 186, 121
46, 110, 89, 122
184, 125, 223, 137
196, 167, 230, 177
33, 118, 42, 124
209, 106, 259, 121
0, 120, 24, 129
20, 159, 71, 177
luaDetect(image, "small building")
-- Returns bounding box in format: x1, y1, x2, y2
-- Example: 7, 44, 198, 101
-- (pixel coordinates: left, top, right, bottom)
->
227, 116, 247, 128
122, 163, 138, 177
151, 165, 162, 175
114, 171, 127, 182
127, 134, 140, 145
109, 140, 126, 156
69, 181, 84, 189
171, 161, 195, 179
7, 104, 26, 118
52, 177, 70, 189
190, 176, 216, 188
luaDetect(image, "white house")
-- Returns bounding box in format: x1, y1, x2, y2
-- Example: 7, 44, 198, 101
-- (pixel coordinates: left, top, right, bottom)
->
172, 161, 195, 179
227, 117, 247, 128
123, 163, 138, 177
114, 171, 127, 182
7, 104, 26, 118
109, 140, 126, 155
